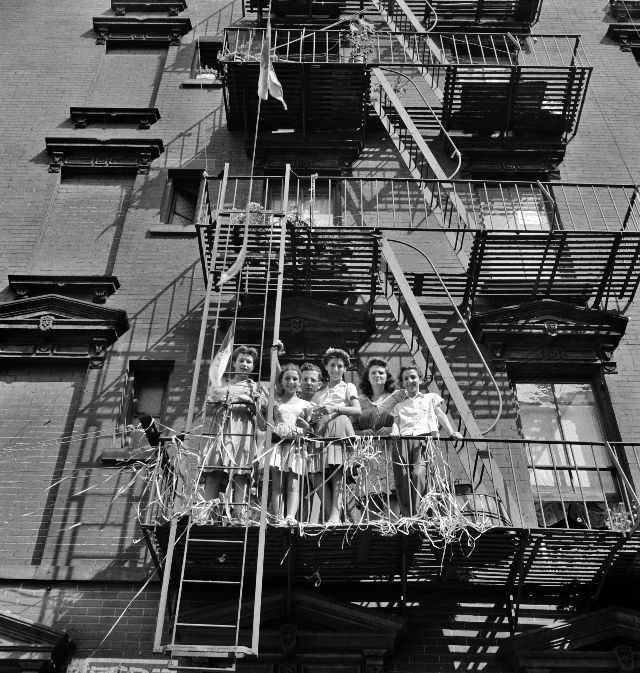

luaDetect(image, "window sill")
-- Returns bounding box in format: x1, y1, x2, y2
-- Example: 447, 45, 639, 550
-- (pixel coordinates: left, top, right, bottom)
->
148, 224, 196, 236
182, 78, 223, 89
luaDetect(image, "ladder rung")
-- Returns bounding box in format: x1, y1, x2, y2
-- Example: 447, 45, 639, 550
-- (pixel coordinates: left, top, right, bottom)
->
189, 539, 246, 544
182, 579, 241, 584
169, 645, 255, 655
175, 622, 236, 628
170, 666, 236, 672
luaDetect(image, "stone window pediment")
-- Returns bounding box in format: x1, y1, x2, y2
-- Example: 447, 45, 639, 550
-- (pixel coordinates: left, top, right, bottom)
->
499, 606, 640, 672
471, 299, 628, 365
0, 294, 129, 368
178, 589, 405, 667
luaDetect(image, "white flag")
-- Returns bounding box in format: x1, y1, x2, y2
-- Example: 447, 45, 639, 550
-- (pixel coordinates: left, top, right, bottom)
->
258, 24, 287, 110
209, 323, 235, 390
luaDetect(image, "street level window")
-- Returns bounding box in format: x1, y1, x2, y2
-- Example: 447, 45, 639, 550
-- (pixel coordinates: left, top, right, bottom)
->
514, 379, 619, 528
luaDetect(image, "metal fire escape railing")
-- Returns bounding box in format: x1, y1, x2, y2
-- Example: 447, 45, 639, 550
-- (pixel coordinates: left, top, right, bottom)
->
200, 176, 640, 312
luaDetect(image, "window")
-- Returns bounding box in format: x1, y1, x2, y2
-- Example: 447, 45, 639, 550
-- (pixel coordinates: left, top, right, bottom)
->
474, 183, 556, 230
155, 169, 202, 234
108, 361, 173, 461
190, 38, 223, 81
514, 378, 620, 528
126, 361, 173, 424
268, 176, 338, 226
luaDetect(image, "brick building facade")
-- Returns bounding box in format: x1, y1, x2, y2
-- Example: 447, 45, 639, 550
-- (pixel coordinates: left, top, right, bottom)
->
1, 1, 640, 672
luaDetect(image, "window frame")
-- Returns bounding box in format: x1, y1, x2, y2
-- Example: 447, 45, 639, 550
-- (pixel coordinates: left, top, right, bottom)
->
151, 169, 203, 235
509, 363, 625, 528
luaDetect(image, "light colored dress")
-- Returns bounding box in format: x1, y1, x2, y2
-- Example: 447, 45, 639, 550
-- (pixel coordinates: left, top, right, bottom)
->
202, 378, 267, 471
311, 381, 358, 466
272, 396, 311, 475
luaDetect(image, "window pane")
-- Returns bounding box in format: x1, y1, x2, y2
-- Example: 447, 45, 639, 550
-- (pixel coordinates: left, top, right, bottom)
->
555, 383, 605, 444
516, 382, 563, 441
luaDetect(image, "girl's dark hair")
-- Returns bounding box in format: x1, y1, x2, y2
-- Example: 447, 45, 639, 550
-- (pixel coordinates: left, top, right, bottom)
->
278, 363, 302, 385
322, 347, 350, 369
399, 364, 421, 382
232, 345, 258, 368
360, 358, 396, 398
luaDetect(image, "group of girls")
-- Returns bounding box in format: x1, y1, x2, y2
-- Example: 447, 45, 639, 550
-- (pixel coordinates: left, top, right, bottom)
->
202, 344, 462, 525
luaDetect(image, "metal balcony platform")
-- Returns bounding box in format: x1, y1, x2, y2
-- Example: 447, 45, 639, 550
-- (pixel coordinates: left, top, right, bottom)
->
197, 222, 378, 297
144, 522, 640, 588
462, 230, 640, 310
146, 522, 422, 582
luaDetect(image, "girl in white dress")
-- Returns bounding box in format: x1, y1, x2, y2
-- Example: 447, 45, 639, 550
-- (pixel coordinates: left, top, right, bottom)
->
311, 348, 361, 525
270, 364, 312, 524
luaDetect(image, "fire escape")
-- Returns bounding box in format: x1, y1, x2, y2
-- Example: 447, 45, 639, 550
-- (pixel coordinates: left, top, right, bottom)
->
141, 0, 640, 670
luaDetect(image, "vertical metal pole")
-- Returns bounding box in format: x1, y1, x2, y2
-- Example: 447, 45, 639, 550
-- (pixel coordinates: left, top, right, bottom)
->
252, 164, 291, 653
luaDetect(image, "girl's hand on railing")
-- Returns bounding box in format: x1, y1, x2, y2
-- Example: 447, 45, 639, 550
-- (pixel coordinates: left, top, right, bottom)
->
450, 431, 463, 440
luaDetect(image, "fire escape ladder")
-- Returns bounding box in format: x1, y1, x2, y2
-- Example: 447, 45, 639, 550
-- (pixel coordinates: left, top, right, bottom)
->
153, 166, 293, 666
377, 233, 523, 527
371, 67, 471, 267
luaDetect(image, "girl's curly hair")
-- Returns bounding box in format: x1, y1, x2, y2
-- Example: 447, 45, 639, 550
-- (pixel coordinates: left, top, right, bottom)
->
359, 358, 396, 398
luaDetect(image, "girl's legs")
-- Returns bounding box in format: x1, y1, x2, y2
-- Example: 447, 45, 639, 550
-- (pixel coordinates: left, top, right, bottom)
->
232, 473, 251, 522
392, 440, 412, 516
309, 472, 328, 523
269, 468, 283, 519
410, 442, 427, 513
285, 472, 300, 521
327, 467, 342, 525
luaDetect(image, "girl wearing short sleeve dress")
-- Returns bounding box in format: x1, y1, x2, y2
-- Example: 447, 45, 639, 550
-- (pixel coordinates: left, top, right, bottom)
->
269, 364, 312, 525
310, 348, 361, 525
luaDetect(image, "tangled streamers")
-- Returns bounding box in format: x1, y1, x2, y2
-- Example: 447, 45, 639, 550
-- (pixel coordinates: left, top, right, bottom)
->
135, 430, 495, 553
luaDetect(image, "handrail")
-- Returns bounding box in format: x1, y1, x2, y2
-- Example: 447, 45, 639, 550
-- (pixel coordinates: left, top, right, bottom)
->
386, 237, 502, 434
606, 441, 640, 536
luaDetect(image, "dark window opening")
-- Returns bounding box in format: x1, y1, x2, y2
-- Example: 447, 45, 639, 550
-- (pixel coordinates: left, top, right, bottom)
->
127, 360, 173, 424
192, 38, 223, 78
160, 170, 202, 229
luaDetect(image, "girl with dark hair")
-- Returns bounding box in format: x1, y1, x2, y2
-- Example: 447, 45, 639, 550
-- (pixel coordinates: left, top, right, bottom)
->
357, 358, 406, 435
310, 348, 361, 525
203, 345, 267, 523
269, 363, 312, 524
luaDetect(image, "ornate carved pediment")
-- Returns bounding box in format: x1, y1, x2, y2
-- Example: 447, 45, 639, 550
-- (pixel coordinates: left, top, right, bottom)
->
180, 588, 406, 661
0, 295, 129, 368
231, 297, 375, 363
471, 299, 627, 364
0, 610, 74, 672
499, 606, 640, 672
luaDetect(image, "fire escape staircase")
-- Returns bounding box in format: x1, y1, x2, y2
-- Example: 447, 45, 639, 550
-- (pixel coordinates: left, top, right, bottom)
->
370, 67, 472, 267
